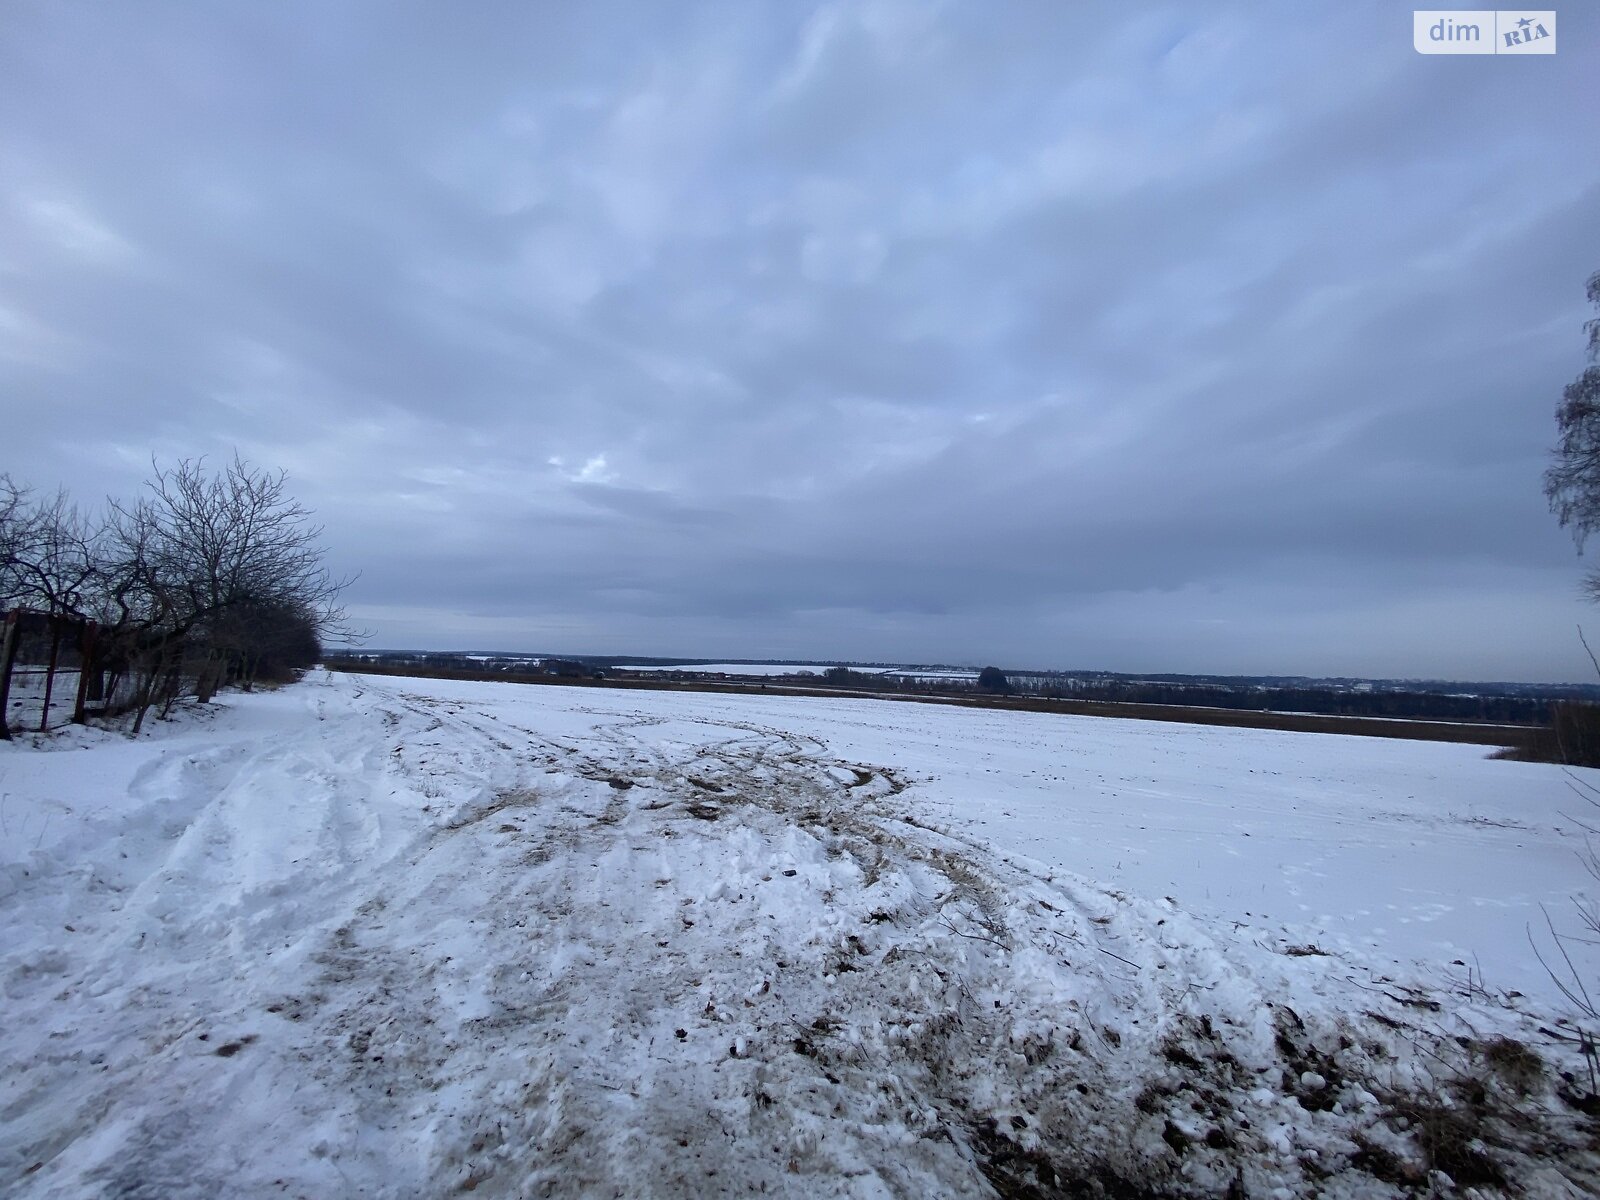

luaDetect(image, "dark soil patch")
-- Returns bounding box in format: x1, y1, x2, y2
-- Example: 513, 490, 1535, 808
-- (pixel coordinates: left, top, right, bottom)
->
1161, 1041, 1203, 1070
1349, 1137, 1424, 1188
214, 1034, 258, 1058
969, 1118, 1179, 1200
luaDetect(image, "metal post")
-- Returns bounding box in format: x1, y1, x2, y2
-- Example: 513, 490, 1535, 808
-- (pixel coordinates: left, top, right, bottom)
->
38, 615, 64, 733
73, 620, 98, 724
0, 610, 19, 740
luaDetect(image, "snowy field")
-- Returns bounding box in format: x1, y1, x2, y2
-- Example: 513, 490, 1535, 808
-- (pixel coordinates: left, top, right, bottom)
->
615, 662, 839, 676
614, 663, 981, 681
3, 671, 1597, 1196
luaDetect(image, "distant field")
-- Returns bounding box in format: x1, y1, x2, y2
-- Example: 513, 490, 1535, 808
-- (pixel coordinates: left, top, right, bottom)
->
615, 662, 838, 676
614, 662, 983, 681
329, 661, 1533, 748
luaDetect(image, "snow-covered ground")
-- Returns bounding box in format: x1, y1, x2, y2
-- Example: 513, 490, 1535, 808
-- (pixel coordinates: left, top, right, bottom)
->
613, 663, 981, 681
615, 662, 835, 676
3, 671, 1596, 1196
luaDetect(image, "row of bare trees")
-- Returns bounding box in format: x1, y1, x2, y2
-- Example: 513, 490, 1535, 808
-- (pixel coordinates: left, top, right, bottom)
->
0, 457, 348, 733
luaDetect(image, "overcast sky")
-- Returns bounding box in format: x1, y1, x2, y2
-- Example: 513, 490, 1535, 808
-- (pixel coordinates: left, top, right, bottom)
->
3, 3, 1598, 681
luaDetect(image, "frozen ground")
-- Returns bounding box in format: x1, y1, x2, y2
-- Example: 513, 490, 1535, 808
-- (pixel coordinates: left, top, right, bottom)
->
2, 671, 1597, 1197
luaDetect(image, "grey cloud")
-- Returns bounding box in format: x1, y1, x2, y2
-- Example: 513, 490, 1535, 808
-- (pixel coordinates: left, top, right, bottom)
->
2, 1, 1598, 679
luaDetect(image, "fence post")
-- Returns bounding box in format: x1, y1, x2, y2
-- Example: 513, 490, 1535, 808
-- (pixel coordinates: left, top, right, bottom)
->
0, 610, 18, 740
73, 620, 98, 725
38, 614, 64, 733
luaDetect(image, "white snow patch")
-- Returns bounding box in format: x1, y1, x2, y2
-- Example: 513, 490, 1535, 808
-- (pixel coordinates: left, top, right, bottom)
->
2, 672, 1596, 1196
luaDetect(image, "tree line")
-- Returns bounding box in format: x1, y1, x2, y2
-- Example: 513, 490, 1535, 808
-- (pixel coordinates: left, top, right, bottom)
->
1022, 680, 1548, 724
0, 457, 347, 733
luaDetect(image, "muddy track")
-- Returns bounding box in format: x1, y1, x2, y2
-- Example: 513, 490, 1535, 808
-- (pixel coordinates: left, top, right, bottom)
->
274, 679, 1600, 1197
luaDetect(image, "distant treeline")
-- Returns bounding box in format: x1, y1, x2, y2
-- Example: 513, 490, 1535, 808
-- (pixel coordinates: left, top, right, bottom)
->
823, 671, 1551, 724
1015, 680, 1548, 725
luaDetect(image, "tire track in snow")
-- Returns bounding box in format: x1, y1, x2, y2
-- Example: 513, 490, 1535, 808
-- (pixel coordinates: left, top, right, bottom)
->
252, 689, 1392, 1195
2, 680, 507, 1195
9, 674, 1596, 1198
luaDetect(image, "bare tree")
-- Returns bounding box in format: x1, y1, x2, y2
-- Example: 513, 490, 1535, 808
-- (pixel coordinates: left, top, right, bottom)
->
110, 458, 338, 627
7, 491, 104, 618
0, 474, 30, 607
199, 594, 324, 696
977, 665, 1010, 693
101, 456, 351, 727
1545, 269, 1600, 597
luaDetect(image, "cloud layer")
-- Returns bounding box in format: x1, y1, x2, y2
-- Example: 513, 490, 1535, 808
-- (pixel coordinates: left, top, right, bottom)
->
3, 2, 1598, 679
